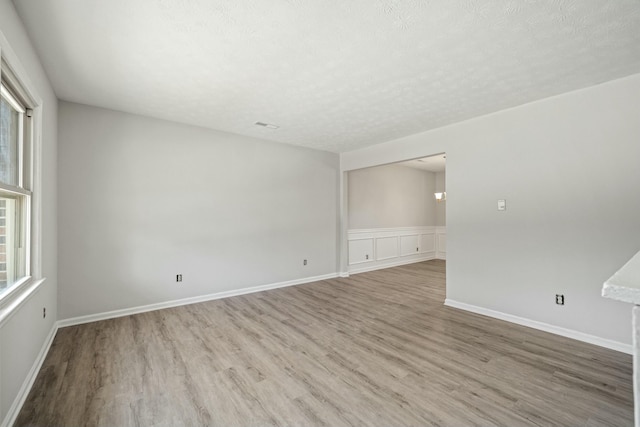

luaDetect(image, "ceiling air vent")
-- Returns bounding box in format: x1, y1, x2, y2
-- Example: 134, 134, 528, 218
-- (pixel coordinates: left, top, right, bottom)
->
255, 122, 279, 129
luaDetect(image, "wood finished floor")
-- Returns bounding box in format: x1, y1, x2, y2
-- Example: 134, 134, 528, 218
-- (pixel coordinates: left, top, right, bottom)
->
17, 260, 633, 426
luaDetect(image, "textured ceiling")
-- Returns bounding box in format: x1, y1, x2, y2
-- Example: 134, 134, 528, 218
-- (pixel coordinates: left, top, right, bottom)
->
12, 0, 640, 153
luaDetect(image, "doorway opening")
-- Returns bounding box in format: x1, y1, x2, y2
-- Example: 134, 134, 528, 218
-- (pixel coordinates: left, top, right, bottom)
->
343, 152, 446, 279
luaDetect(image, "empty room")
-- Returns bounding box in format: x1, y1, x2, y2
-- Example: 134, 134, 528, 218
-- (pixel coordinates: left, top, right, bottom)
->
1, 0, 640, 426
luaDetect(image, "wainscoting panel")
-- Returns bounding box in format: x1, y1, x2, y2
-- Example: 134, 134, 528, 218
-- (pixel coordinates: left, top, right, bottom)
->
419, 233, 436, 254
436, 226, 446, 260
376, 237, 398, 261
348, 238, 374, 265
348, 226, 446, 274
400, 235, 420, 257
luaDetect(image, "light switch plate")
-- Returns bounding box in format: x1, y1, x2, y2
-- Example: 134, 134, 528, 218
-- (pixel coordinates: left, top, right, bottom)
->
497, 199, 506, 211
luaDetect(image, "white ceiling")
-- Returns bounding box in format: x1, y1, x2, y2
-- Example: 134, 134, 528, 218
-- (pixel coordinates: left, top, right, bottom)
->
399, 154, 446, 173
13, 0, 640, 153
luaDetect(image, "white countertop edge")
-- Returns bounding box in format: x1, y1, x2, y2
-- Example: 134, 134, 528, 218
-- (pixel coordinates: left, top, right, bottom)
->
602, 282, 640, 305
602, 251, 640, 305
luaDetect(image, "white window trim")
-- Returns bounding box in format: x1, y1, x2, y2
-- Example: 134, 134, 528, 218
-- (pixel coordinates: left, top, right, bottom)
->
0, 31, 45, 320
0, 182, 30, 196
0, 84, 25, 114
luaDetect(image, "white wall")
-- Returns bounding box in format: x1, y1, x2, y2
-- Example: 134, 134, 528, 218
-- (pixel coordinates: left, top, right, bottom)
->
348, 164, 436, 229
58, 102, 339, 320
435, 171, 446, 226
0, 0, 58, 423
341, 73, 640, 347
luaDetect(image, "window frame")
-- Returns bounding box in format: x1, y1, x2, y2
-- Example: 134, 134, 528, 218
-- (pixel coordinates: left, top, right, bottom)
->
0, 38, 44, 314
1, 71, 33, 297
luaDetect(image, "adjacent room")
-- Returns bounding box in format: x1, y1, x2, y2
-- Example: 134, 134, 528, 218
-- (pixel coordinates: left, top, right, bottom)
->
1, 1, 640, 426
347, 154, 447, 274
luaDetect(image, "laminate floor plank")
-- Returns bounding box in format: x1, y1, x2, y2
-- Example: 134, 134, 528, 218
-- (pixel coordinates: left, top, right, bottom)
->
16, 260, 633, 426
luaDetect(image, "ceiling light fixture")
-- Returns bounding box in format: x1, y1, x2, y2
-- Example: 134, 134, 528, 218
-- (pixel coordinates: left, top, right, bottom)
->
255, 121, 279, 129
435, 192, 446, 202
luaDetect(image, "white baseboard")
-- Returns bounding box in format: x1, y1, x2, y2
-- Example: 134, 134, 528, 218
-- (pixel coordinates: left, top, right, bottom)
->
58, 272, 339, 328
444, 299, 632, 355
1, 322, 58, 427
339, 272, 350, 278
349, 255, 435, 275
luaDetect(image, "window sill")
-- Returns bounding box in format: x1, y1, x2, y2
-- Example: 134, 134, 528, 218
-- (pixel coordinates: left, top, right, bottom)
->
0, 276, 46, 328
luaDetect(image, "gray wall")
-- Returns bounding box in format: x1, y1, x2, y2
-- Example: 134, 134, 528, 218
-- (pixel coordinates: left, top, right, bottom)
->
341, 73, 640, 346
58, 102, 339, 320
348, 164, 436, 229
435, 171, 446, 226
0, 0, 58, 421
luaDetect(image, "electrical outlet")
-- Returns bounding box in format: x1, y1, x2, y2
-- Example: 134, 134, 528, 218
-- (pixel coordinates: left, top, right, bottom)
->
176, 274, 182, 282
555, 294, 565, 305
43, 307, 46, 318
303, 259, 307, 266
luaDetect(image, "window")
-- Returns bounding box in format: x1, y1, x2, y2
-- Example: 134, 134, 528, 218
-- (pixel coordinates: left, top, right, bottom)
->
0, 70, 32, 295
